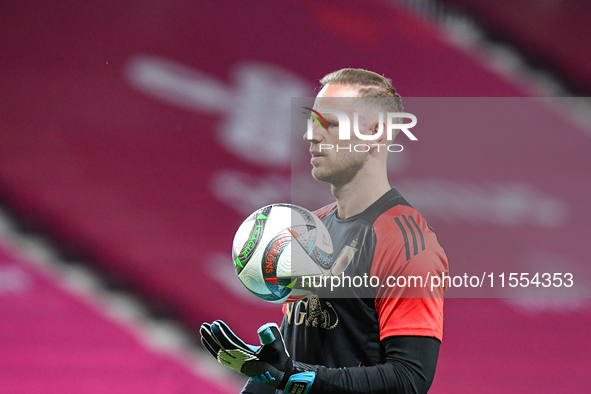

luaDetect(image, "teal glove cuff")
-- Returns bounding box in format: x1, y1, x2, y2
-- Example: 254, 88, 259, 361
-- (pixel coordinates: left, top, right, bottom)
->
283, 371, 316, 394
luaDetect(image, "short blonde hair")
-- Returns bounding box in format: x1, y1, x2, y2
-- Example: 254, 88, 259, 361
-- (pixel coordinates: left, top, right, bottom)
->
319, 68, 403, 113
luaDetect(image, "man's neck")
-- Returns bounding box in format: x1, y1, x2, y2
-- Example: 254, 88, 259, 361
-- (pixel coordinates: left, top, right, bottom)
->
331, 172, 391, 219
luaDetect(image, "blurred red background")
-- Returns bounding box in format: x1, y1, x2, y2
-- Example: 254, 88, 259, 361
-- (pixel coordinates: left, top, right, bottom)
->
1, 0, 590, 392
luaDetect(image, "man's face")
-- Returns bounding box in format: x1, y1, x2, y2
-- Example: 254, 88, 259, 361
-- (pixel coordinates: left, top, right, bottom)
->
303, 84, 377, 186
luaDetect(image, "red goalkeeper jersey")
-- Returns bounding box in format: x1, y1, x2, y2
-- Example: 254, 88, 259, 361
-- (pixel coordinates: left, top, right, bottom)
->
281, 187, 449, 367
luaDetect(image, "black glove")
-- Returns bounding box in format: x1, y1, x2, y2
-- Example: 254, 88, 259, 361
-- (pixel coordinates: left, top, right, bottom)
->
200, 320, 316, 393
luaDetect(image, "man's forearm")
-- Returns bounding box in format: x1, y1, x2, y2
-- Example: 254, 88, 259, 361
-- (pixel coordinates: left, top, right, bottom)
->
241, 336, 440, 394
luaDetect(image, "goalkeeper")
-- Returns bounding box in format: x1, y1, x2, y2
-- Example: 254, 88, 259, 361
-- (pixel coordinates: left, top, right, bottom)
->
201, 68, 449, 394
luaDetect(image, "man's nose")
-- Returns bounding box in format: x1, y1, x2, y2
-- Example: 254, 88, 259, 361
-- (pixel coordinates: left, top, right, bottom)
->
303, 123, 322, 143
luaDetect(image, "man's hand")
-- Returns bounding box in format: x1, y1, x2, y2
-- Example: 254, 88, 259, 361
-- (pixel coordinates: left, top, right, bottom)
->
200, 321, 290, 387
200, 320, 316, 393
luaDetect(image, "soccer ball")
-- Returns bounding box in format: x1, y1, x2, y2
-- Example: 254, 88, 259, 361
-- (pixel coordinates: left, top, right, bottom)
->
232, 203, 334, 303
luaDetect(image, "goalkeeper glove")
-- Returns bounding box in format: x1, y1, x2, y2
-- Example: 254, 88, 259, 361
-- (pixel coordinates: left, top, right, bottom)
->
200, 320, 316, 394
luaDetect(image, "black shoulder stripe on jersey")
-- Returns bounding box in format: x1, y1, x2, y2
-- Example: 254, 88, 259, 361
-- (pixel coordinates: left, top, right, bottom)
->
394, 217, 411, 261
409, 216, 425, 252
361, 188, 411, 225
402, 215, 418, 257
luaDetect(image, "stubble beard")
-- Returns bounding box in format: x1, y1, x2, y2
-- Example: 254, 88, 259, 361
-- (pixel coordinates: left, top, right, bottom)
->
311, 151, 367, 187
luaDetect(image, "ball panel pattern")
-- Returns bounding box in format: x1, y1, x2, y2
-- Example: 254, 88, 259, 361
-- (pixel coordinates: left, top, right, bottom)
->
232, 203, 335, 303
232, 205, 273, 275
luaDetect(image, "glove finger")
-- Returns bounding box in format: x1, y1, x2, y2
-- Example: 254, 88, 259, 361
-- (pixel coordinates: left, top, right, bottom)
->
256, 323, 282, 346
256, 323, 291, 362
200, 322, 222, 358
201, 335, 221, 359
202, 322, 228, 351
212, 320, 258, 354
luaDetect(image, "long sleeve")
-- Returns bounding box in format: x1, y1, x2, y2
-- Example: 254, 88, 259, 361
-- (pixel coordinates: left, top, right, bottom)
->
309, 335, 440, 394
242, 335, 439, 394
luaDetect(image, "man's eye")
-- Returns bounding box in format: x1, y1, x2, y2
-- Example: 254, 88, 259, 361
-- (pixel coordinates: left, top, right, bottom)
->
326, 122, 337, 128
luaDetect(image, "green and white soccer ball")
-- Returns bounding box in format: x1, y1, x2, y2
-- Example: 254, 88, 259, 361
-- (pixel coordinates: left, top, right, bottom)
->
232, 204, 334, 303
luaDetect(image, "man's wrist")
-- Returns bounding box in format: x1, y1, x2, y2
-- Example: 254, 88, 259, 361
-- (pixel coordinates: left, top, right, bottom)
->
274, 358, 293, 390
279, 361, 318, 394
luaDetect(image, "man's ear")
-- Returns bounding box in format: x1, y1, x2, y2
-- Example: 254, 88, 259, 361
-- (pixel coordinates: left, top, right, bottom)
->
371, 121, 388, 144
